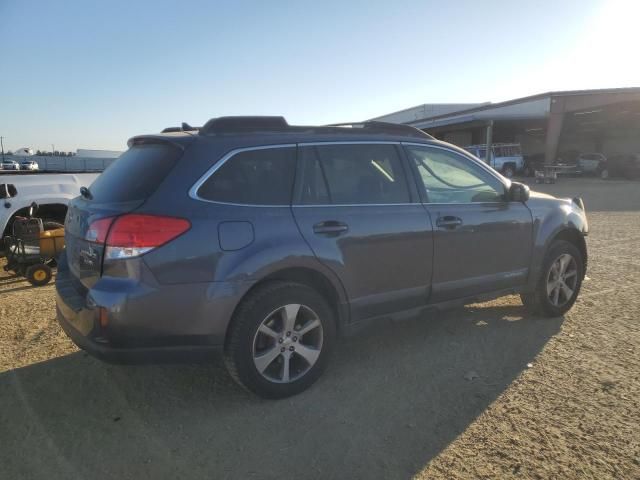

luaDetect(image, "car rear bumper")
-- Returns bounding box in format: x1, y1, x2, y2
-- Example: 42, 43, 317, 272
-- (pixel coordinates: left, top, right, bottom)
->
55, 254, 241, 364
56, 302, 221, 364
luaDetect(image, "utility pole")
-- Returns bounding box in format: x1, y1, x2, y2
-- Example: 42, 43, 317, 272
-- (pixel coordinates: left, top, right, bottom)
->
1, 136, 5, 161
51, 144, 55, 156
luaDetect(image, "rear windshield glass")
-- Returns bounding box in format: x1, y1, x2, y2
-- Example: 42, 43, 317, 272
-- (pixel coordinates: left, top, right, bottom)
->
87, 143, 181, 202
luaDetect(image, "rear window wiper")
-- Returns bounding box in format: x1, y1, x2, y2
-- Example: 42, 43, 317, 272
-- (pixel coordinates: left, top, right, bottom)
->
80, 186, 93, 200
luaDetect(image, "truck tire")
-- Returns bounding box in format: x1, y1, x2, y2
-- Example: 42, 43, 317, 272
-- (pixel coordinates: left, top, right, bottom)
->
521, 240, 584, 317
224, 281, 336, 399
502, 164, 516, 178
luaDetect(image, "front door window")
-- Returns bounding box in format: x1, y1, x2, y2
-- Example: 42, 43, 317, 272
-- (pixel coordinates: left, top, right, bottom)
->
405, 145, 505, 203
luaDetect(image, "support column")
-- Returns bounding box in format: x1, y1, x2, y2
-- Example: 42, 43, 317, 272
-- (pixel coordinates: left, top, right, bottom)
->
545, 112, 564, 164
485, 120, 493, 166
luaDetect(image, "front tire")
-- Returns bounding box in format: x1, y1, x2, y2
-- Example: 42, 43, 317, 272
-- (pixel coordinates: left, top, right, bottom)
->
224, 281, 336, 399
521, 240, 584, 317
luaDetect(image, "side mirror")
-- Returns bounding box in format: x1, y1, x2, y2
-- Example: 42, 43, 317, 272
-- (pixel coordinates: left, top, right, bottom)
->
509, 182, 530, 202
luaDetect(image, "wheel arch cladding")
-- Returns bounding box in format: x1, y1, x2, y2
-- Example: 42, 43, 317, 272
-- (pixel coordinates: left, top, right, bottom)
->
527, 203, 588, 291
226, 267, 347, 342
550, 228, 587, 272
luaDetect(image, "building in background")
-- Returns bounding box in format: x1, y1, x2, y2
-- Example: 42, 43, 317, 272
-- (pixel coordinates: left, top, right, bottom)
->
76, 149, 123, 158
369, 103, 487, 124
372, 87, 640, 163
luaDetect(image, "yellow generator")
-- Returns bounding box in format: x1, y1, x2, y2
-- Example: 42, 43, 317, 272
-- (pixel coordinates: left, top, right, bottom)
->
39, 228, 65, 258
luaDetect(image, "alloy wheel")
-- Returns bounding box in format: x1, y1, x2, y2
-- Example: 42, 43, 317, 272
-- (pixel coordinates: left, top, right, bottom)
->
252, 304, 323, 383
546, 253, 578, 307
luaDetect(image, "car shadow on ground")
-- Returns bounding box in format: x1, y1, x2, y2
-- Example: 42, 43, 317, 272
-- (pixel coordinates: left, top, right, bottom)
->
0, 302, 563, 480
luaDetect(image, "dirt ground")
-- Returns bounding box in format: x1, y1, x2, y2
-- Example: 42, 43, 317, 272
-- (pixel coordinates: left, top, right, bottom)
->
0, 178, 638, 479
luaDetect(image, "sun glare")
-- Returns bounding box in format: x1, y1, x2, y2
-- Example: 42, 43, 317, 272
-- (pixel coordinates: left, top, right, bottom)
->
576, 0, 640, 83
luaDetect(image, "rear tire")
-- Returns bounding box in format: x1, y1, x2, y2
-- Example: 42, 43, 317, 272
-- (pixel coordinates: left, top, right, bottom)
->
224, 281, 336, 399
521, 240, 584, 317
502, 165, 515, 178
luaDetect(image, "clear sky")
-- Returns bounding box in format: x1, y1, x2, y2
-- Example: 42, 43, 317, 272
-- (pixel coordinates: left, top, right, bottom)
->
1, 0, 638, 152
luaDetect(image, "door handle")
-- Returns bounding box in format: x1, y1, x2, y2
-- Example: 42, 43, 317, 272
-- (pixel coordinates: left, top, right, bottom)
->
436, 216, 463, 229
313, 221, 349, 235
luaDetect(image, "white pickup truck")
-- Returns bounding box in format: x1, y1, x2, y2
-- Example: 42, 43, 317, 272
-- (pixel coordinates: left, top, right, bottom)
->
464, 143, 524, 178
1, 173, 99, 241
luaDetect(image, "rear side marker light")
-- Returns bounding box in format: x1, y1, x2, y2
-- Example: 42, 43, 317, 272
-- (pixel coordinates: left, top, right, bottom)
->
85, 217, 115, 243
87, 214, 191, 260
98, 307, 109, 327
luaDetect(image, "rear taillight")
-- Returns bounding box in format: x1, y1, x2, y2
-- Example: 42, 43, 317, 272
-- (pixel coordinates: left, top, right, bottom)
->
85, 217, 115, 243
87, 214, 190, 260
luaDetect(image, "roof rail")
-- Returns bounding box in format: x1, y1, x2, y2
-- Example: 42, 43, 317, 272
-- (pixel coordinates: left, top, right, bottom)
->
325, 121, 433, 139
200, 116, 289, 135
161, 122, 199, 133
197, 116, 433, 139
465, 143, 522, 148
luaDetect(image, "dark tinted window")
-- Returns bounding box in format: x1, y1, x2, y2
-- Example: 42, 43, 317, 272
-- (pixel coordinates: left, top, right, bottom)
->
198, 147, 296, 205
88, 143, 181, 202
406, 145, 505, 203
300, 144, 410, 205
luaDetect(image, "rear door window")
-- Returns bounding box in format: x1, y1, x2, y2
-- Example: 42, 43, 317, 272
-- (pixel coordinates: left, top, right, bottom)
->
299, 144, 410, 205
88, 143, 182, 202
197, 146, 296, 205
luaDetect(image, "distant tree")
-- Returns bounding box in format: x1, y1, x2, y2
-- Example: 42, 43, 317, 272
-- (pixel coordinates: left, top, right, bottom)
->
6, 150, 13, 155
36, 150, 42, 156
